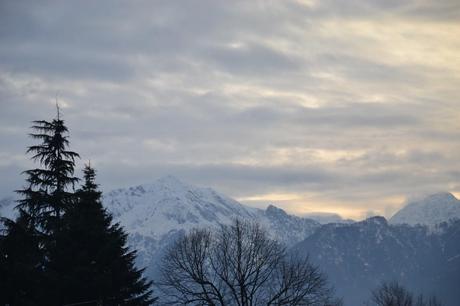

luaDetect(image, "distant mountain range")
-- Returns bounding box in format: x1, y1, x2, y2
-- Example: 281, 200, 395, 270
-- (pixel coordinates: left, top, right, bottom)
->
294, 216, 460, 305
1, 177, 459, 305
302, 212, 354, 224
102, 176, 320, 276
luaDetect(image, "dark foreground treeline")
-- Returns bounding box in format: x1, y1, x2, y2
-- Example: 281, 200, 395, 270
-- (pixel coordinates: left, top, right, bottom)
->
0, 109, 154, 305
0, 111, 444, 306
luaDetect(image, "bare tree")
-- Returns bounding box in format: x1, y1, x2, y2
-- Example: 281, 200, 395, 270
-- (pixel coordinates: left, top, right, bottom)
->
370, 281, 442, 306
157, 219, 340, 306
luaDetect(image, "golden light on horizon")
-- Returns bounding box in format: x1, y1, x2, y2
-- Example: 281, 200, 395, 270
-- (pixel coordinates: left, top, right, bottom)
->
239, 192, 407, 220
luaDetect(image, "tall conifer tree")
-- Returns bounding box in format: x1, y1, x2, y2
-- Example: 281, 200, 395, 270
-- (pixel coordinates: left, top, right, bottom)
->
17, 106, 79, 235
0, 211, 44, 305
2, 109, 154, 305
2, 107, 79, 305
58, 164, 155, 305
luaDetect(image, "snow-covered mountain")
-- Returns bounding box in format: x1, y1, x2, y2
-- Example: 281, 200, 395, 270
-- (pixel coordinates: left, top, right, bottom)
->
390, 192, 460, 227
2, 183, 460, 304
0, 175, 320, 277
101, 176, 320, 277
104, 175, 258, 238
262, 205, 320, 243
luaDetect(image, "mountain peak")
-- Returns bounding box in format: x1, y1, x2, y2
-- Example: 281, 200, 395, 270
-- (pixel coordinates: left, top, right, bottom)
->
390, 192, 460, 227
265, 204, 288, 217
419, 192, 457, 203
363, 216, 387, 226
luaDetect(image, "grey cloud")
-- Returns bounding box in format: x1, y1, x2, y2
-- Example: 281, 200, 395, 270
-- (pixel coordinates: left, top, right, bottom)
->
0, 49, 136, 81
402, 1, 460, 21
303, 0, 460, 21
203, 43, 301, 75
1, 0, 459, 217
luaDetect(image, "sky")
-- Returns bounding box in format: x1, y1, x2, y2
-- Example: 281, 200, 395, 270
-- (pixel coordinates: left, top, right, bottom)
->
1, 0, 459, 220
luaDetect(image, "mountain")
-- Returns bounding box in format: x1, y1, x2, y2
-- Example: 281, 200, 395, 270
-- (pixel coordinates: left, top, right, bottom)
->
0, 196, 16, 231
0, 196, 15, 219
105, 175, 257, 238
0, 176, 320, 278
302, 212, 354, 224
102, 176, 320, 278
292, 216, 460, 306
390, 192, 460, 227
0, 176, 320, 277
3, 182, 459, 304
262, 205, 320, 243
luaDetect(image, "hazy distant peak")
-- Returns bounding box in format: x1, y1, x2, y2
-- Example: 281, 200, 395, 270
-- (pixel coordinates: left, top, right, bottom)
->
302, 212, 350, 224
390, 192, 460, 227
265, 204, 288, 217
411, 192, 456, 203
362, 215, 387, 226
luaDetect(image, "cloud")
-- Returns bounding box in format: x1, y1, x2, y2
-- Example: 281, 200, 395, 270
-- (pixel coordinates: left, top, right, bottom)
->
0, 0, 459, 219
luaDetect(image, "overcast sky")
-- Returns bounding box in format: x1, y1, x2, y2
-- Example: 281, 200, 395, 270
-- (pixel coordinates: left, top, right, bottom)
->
1, 0, 459, 219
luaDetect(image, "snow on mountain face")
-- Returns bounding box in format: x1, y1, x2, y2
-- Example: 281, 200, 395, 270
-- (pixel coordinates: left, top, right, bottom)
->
102, 176, 319, 276
1, 176, 318, 273
104, 175, 257, 239
389, 192, 460, 227
263, 205, 319, 243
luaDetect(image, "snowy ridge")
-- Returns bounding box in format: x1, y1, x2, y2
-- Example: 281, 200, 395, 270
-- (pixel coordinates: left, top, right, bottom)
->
101, 176, 320, 275
263, 205, 319, 243
104, 175, 257, 239
0, 176, 319, 270
389, 192, 460, 227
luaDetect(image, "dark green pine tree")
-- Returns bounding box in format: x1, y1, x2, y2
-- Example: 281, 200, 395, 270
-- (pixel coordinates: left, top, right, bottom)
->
17, 107, 80, 235
1, 108, 80, 305
57, 164, 155, 305
0, 211, 44, 305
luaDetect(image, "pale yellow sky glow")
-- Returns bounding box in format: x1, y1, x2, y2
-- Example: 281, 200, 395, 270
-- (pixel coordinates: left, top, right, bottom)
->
0, 1, 459, 220
239, 192, 407, 220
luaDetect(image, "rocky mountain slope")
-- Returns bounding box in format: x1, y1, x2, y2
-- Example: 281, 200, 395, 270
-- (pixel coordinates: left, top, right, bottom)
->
292, 216, 460, 306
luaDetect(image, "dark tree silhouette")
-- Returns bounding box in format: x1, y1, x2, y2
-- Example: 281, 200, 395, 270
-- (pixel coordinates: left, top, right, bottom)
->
57, 164, 155, 305
1, 109, 154, 305
370, 281, 442, 306
0, 212, 44, 305
158, 219, 340, 306
17, 107, 79, 235
1, 108, 80, 304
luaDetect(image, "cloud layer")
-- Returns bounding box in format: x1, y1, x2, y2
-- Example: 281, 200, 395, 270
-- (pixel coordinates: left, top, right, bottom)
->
1, 0, 459, 219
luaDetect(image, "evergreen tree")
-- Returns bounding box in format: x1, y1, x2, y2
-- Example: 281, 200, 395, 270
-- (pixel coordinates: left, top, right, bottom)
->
0, 212, 43, 305
57, 164, 155, 305
2, 110, 154, 305
1, 108, 80, 305
17, 107, 79, 235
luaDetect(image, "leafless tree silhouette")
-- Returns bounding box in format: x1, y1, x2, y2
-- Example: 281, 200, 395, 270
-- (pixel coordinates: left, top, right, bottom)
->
157, 219, 340, 306
371, 281, 442, 306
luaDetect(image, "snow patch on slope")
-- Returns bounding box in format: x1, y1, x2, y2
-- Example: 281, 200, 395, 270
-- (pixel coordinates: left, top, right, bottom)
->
102, 176, 320, 273
390, 192, 460, 227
